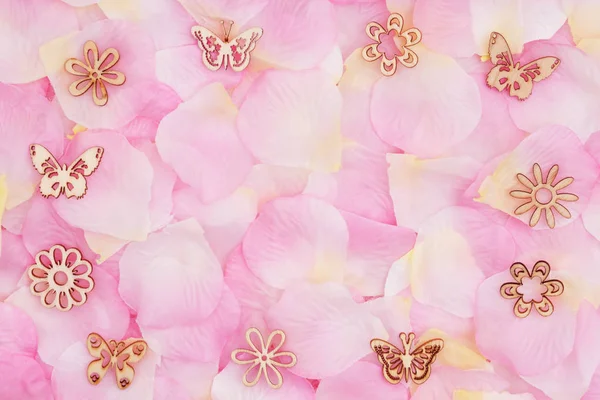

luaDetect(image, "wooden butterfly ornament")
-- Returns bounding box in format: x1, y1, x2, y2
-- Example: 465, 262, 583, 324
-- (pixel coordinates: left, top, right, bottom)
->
29, 144, 103, 199
486, 32, 560, 101
192, 20, 263, 72
371, 332, 443, 385
86, 333, 148, 390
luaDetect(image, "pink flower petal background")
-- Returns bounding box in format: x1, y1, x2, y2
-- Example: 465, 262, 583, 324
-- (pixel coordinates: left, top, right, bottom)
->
1, 0, 600, 399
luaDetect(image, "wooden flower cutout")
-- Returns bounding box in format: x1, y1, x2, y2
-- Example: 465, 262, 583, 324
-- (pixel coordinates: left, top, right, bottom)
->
87, 333, 148, 389
371, 332, 443, 385
28, 245, 94, 312
500, 261, 564, 318
362, 13, 422, 76
30, 144, 103, 199
510, 163, 578, 228
64, 40, 125, 106
231, 327, 297, 389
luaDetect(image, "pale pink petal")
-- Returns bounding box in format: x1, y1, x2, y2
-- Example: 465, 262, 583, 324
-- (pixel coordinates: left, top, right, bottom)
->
133, 140, 176, 231
583, 182, 600, 241
244, 164, 310, 207
52, 130, 154, 241
172, 186, 257, 264
237, 70, 342, 172
333, 146, 396, 224
0, 83, 65, 209
154, 359, 216, 400
225, 246, 282, 316
40, 19, 158, 129
242, 195, 348, 289
338, 51, 395, 153
584, 365, 600, 399
119, 219, 224, 328
248, 0, 337, 70
332, 1, 389, 59
178, 0, 268, 29
383, 251, 411, 296
411, 366, 509, 400
508, 43, 600, 141
266, 282, 386, 379
364, 295, 412, 338
387, 154, 482, 231
342, 211, 415, 296
51, 341, 158, 400
371, 48, 481, 157
475, 272, 576, 376
566, 0, 600, 42
0, 0, 78, 83
0, 232, 32, 300
156, 46, 241, 101
477, 125, 598, 229
413, 0, 477, 57
410, 207, 515, 318
521, 302, 600, 399
0, 303, 37, 354
156, 83, 254, 203
63, 0, 98, 5
410, 301, 474, 340
212, 362, 315, 400
5, 268, 130, 365
316, 360, 409, 400
0, 352, 52, 400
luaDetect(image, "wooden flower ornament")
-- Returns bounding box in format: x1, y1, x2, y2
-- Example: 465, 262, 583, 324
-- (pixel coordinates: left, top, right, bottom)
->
29, 144, 103, 199
500, 261, 564, 318
192, 21, 263, 72
486, 32, 560, 100
27, 245, 94, 312
231, 327, 297, 389
362, 13, 422, 76
510, 163, 578, 229
64, 40, 125, 106
371, 332, 443, 385
86, 333, 148, 390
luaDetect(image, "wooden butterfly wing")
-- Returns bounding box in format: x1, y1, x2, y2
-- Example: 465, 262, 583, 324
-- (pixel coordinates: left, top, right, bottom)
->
86, 333, 113, 386
30, 144, 64, 198
64, 147, 104, 199
486, 32, 515, 93
114, 340, 148, 390
409, 338, 444, 385
510, 57, 560, 101
227, 28, 263, 72
192, 26, 228, 71
370, 339, 406, 384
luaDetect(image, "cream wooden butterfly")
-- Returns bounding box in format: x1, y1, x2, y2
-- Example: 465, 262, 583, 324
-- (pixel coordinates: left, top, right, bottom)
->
486, 32, 560, 101
29, 144, 103, 199
371, 332, 443, 385
192, 21, 263, 72
86, 333, 148, 390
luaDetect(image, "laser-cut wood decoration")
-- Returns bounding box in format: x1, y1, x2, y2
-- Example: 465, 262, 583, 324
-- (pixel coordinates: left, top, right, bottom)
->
500, 261, 564, 318
362, 13, 422, 76
510, 163, 578, 229
192, 21, 263, 72
231, 327, 297, 389
27, 244, 94, 312
86, 333, 148, 390
486, 32, 560, 101
30, 144, 103, 199
370, 332, 443, 385
64, 40, 125, 106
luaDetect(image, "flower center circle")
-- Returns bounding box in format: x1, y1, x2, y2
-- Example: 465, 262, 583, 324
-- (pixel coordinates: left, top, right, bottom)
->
377, 32, 406, 59
91, 71, 100, 79
516, 276, 547, 303
261, 355, 268, 362
54, 271, 69, 286
534, 187, 553, 205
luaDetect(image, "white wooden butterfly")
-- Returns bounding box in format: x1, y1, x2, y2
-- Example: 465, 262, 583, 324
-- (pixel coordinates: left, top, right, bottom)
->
371, 332, 443, 385
486, 32, 560, 101
191, 21, 263, 72
29, 144, 103, 199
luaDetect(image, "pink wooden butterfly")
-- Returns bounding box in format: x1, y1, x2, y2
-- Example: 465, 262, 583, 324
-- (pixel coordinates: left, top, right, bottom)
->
192, 21, 263, 72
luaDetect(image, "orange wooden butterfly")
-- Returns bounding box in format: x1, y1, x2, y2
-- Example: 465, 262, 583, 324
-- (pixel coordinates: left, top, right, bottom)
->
486, 32, 560, 101
86, 333, 147, 390
29, 144, 103, 199
371, 332, 443, 385
192, 21, 262, 72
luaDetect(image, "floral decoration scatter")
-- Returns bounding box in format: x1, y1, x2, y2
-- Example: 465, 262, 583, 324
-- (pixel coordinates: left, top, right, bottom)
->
1, 0, 600, 399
